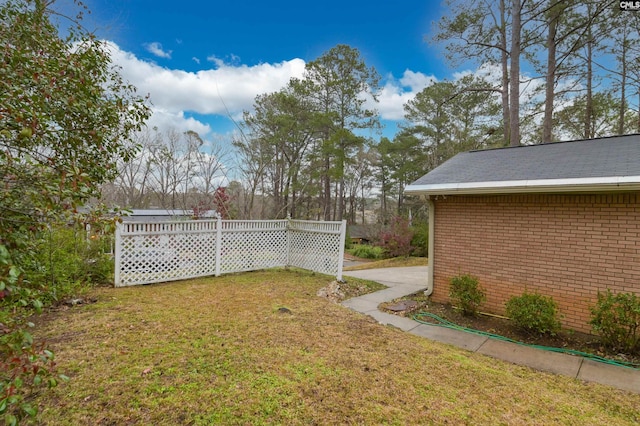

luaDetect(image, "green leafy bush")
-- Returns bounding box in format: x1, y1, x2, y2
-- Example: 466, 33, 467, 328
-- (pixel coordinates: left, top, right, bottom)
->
27, 225, 113, 303
589, 290, 640, 353
410, 221, 428, 257
505, 293, 561, 335
348, 245, 385, 260
0, 245, 67, 424
449, 274, 485, 316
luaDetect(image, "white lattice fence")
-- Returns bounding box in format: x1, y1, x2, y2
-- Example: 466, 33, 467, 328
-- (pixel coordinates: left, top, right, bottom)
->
114, 220, 219, 287
288, 220, 346, 280
115, 219, 345, 287
219, 220, 288, 274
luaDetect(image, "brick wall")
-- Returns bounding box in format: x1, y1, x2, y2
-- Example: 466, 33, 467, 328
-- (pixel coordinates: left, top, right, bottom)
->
432, 192, 640, 333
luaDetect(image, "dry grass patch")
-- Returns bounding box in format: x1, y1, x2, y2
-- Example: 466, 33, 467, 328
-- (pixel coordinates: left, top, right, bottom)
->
31, 269, 639, 425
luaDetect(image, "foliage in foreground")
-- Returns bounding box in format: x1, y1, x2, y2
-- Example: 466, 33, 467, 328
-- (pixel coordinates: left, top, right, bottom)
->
505, 292, 561, 336
0, 0, 149, 422
29, 270, 640, 425
0, 246, 67, 424
590, 290, 640, 353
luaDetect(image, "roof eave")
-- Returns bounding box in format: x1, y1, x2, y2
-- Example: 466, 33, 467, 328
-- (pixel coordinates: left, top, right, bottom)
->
404, 176, 640, 196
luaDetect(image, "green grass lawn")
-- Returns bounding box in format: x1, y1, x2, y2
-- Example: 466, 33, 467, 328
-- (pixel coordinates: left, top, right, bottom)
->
32, 268, 639, 425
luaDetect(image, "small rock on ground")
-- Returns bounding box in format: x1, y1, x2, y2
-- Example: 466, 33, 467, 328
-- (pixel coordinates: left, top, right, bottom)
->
317, 281, 344, 303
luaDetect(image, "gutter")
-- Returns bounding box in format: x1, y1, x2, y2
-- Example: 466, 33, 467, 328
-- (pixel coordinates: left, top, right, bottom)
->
425, 197, 434, 296
405, 176, 640, 196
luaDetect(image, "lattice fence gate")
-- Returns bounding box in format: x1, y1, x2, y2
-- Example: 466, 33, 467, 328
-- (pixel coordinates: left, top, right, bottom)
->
114, 219, 346, 287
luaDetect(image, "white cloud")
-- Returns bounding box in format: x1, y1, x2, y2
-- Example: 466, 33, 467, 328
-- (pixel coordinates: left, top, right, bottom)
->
399, 70, 437, 92
145, 108, 212, 136
206, 55, 225, 68
453, 63, 504, 89
105, 42, 471, 139
105, 41, 306, 136
376, 70, 437, 121
144, 42, 172, 59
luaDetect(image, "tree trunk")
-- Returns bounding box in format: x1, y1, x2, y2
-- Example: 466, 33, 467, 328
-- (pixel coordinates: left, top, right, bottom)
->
323, 156, 331, 221
380, 173, 387, 223
585, 26, 593, 139
337, 135, 345, 222
500, 0, 511, 146
361, 186, 366, 224
618, 32, 627, 135
509, 0, 522, 147
337, 175, 344, 222
542, 5, 559, 144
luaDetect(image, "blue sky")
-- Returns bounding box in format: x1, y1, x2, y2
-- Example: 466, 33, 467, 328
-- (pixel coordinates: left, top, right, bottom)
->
77, 0, 456, 144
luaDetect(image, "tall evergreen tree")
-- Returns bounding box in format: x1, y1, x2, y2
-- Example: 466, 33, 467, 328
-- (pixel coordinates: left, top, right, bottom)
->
296, 44, 381, 220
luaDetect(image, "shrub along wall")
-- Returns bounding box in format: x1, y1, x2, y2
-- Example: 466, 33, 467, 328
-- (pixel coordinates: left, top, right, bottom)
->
431, 192, 640, 333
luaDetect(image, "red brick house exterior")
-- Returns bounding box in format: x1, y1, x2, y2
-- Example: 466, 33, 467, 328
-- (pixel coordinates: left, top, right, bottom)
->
405, 135, 640, 333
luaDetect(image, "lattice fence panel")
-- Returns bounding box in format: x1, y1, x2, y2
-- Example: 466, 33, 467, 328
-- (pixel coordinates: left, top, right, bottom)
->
115, 219, 345, 287
219, 220, 288, 274
116, 220, 218, 287
288, 220, 345, 279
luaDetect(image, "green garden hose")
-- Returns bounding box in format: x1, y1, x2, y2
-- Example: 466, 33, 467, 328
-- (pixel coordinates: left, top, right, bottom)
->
412, 312, 639, 369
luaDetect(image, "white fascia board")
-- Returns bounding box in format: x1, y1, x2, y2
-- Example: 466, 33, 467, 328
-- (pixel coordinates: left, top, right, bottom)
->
404, 176, 640, 195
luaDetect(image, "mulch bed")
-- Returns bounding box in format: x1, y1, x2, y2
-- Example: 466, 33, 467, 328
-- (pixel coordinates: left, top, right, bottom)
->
380, 294, 640, 368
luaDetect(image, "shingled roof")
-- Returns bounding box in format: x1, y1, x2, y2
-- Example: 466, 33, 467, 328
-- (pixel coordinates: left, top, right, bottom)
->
405, 134, 640, 195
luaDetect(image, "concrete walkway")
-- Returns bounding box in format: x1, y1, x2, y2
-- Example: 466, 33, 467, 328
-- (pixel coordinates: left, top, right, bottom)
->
341, 267, 640, 394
